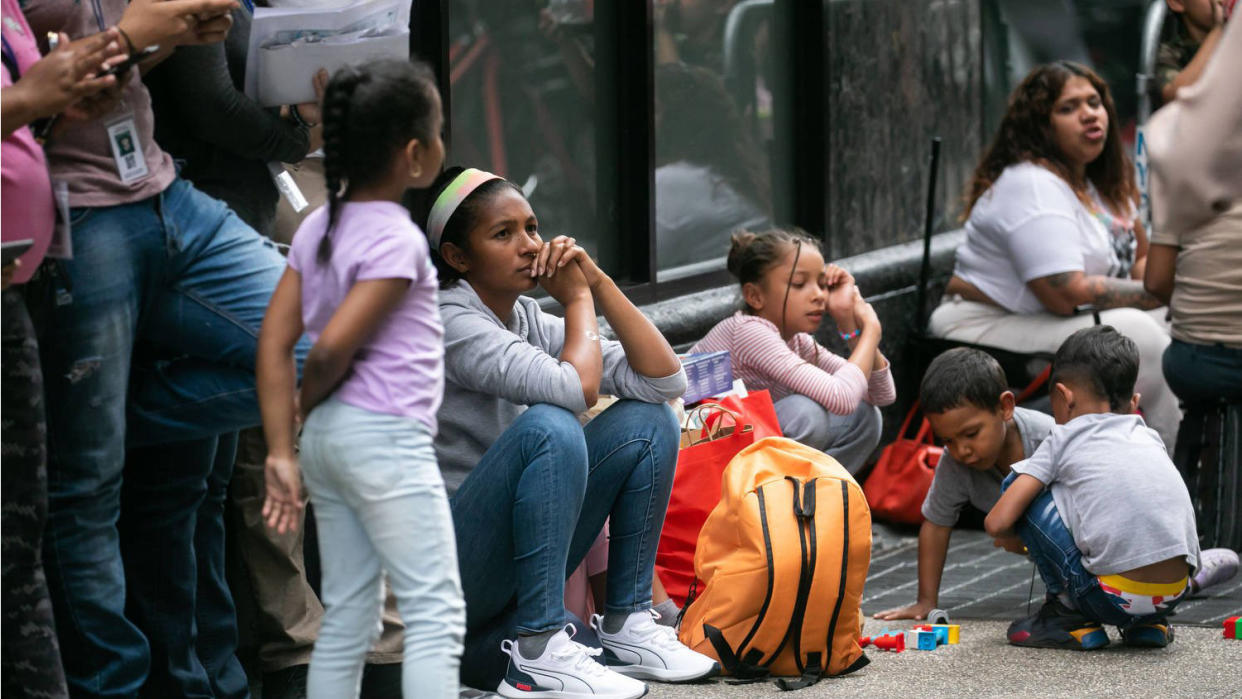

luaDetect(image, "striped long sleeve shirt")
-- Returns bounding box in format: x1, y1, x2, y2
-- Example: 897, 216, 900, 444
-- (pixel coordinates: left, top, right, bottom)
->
690, 311, 897, 414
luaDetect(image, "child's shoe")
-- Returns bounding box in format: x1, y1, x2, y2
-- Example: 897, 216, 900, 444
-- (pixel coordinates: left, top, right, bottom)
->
1121, 622, 1175, 648
497, 625, 647, 699
591, 610, 720, 682
1191, 548, 1239, 594
1007, 596, 1110, 650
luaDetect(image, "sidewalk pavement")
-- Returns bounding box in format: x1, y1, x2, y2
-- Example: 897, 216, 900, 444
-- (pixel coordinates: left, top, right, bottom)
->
649, 620, 1241, 697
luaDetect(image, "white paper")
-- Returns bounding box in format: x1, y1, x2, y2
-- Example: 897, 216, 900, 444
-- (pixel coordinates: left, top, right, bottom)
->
244, 0, 412, 107
268, 162, 309, 213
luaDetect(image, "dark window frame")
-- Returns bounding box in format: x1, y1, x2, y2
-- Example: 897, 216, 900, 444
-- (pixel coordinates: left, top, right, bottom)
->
428, 0, 831, 303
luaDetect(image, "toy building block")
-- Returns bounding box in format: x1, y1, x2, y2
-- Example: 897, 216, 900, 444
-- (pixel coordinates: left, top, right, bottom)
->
914, 624, 950, 645
932, 623, 960, 644
927, 608, 950, 625
873, 633, 904, 652
859, 636, 872, 648
905, 630, 938, 651
1225, 616, 1240, 639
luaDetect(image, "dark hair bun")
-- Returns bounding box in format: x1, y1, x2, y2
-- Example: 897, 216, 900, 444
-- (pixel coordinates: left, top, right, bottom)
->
726, 230, 759, 277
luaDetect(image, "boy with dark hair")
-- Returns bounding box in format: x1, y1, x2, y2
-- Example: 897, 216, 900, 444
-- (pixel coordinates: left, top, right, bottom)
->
875, 348, 1054, 620
986, 326, 1200, 649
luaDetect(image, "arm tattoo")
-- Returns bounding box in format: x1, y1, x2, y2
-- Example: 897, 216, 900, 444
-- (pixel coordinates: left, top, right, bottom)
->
1045, 272, 1074, 289
1085, 277, 1163, 311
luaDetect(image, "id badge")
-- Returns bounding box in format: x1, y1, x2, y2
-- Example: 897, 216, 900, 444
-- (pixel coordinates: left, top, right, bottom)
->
106, 115, 149, 184
46, 180, 73, 259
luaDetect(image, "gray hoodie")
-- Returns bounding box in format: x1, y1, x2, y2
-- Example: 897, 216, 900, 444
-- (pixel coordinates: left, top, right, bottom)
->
435, 281, 688, 493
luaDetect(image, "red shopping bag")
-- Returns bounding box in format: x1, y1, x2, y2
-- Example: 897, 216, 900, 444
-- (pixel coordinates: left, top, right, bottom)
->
656, 392, 780, 607
701, 389, 783, 441
862, 402, 942, 525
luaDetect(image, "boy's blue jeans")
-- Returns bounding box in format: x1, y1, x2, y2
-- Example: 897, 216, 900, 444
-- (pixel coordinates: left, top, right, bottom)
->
451, 400, 679, 689
1001, 473, 1185, 630
26, 178, 306, 696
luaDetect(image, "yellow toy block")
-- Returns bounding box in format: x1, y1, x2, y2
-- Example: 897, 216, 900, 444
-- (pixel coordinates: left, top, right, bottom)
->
932, 623, 960, 644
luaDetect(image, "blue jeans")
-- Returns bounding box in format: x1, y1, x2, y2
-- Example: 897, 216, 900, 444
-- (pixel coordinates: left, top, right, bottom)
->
452, 400, 679, 689
300, 398, 465, 699
1002, 473, 1185, 630
26, 178, 306, 696
1162, 338, 1242, 404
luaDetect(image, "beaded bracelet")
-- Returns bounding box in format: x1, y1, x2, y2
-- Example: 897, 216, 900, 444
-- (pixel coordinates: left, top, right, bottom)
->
839, 328, 861, 341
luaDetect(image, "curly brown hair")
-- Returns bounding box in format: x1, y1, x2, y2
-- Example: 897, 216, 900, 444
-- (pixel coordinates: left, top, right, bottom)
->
963, 61, 1137, 218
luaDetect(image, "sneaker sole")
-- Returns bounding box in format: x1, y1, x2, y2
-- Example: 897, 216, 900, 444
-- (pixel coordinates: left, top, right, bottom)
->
1008, 626, 1110, 651
610, 661, 721, 683
497, 681, 648, 699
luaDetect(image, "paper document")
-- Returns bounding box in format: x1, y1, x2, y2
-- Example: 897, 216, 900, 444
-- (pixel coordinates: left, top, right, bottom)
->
245, 0, 412, 107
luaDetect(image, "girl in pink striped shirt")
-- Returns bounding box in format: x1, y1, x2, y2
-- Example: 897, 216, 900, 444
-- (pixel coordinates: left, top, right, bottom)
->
691, 229, 897, 473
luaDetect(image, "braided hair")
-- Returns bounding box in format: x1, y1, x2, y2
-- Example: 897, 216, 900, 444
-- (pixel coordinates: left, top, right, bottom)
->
318, 59, 441, 263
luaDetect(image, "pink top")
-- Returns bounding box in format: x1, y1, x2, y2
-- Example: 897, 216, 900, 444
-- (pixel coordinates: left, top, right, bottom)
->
1, 0, 54, 283
691, 311, 897, 415
287, 201, 444, 431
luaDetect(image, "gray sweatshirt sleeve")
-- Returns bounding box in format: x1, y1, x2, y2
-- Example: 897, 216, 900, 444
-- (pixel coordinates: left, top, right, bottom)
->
441, 302, 590, 413
530, 304, 688, 404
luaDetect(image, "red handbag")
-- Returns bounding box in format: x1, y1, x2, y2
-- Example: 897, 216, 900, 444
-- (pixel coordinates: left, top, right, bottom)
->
655, 396, 774, 607
863, 401, 942, 525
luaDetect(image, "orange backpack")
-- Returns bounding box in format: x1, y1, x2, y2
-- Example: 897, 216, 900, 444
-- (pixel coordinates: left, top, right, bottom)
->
678, 437, 871, 689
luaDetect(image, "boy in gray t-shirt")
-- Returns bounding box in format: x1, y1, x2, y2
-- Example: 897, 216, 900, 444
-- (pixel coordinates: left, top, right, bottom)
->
986, 326, 1200, 651
876, 349, 1054, 621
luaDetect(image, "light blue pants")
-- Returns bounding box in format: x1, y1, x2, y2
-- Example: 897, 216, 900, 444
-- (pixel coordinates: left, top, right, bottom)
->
774, 395, 882, 475
300, 398, 464, 698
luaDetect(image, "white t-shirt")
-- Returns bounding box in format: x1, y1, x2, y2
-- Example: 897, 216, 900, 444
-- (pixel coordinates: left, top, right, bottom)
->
953, 162, 1126, 315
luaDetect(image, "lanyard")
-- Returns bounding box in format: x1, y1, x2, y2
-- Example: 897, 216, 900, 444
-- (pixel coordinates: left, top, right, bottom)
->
90, 0, 107, 32
1, 34, 18, 79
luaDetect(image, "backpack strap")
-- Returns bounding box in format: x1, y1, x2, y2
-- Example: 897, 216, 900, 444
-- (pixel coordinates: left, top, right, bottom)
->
822, 480, 854, 676
777, 652, 822, 691
703, 624, 770, 681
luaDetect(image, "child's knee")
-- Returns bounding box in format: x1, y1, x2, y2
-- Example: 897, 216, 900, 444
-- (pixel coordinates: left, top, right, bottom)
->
853, 404, 883, 449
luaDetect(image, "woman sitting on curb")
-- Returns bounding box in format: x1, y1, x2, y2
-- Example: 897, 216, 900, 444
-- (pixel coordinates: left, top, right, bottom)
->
413, 167, 719, 698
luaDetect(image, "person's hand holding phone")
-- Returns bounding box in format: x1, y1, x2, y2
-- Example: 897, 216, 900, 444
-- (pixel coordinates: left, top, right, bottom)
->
1, 29, 124, 137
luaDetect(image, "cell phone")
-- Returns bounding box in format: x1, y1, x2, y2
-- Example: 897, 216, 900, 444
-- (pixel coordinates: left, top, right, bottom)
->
99, 45, 161, 79
2, 239, 34, 266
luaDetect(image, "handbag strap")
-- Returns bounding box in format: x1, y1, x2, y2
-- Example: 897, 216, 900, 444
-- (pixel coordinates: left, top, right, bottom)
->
686, 403, 743, 444
896, 400, 935, 445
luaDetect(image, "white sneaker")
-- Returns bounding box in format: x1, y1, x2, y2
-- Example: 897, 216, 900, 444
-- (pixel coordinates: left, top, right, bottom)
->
496, 625, 647, 699
592, 610, 720, 683
1192, 548, 1239, 594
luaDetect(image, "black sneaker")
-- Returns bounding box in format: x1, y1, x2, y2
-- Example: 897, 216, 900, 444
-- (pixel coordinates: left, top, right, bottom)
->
1120, 622, 1174, 648
1007, 597, 1109, 650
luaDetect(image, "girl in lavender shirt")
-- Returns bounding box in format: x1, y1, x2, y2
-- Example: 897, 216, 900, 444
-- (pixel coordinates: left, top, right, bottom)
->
257, 60, 463, 698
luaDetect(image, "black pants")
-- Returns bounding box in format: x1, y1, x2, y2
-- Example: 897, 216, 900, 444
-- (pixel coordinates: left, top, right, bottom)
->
1, 287, 68, 697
